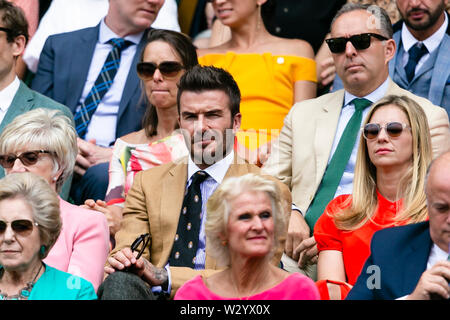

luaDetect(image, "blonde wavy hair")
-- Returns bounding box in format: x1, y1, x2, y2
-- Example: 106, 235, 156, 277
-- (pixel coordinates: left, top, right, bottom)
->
334, 95, 432, 230
205, 173, 288, 267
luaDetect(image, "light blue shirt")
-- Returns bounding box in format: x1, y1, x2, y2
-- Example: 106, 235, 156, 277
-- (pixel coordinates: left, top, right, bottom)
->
330, 78, 390, 198
76, 19, 144, 147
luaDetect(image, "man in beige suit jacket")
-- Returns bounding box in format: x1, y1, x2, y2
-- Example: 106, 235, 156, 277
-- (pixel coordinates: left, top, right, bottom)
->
99, 66, 289, 299
262, 4, 450, 278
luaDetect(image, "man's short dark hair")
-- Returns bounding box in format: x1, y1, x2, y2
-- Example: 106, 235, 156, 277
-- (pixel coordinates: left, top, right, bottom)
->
177, 65, 241, 118
0, 0, 29, 43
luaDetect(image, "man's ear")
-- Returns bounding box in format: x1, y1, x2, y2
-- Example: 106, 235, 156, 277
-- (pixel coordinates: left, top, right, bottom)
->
384, 38, 396, 64
12, 35, 26, 58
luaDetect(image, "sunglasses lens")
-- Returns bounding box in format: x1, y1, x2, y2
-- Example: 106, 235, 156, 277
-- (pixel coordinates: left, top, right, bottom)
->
159, 62, 183, 77
364, 124, 380, 139
0, 220, 34, 235
137, 63, 156, 79
386, 122, 404, 137
327, 38, 346, 53
351, 34, 371, 50
12, 220, 34, 234
0, 154, 17, 169
21, 152, 40, 166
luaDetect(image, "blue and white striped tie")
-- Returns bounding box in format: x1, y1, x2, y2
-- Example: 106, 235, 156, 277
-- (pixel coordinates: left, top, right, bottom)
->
74, 38, 131, 138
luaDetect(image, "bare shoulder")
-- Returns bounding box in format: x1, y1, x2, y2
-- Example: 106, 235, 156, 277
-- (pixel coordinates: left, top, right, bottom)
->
197, 42, 229, 56
269, 37, 315, 59
120, 129, 147, 145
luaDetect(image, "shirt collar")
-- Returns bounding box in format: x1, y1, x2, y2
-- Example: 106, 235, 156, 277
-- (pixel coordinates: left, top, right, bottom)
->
343, 77, 390, 108
99, 18, 143, 45
401, 13, 448, 53
0, 76, 20, 112
187, 150, 235, 184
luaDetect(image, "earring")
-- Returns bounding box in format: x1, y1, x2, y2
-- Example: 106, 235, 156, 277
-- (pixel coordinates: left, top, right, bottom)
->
221, 240, 227, 246
52, 177, 57, 182
40, 245, 46, 256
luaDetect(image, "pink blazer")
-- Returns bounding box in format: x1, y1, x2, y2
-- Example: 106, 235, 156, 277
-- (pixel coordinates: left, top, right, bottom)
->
43, 198, 109, 291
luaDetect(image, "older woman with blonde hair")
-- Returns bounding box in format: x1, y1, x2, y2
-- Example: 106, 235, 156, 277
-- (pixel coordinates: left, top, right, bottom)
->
175, 173, 319, 300
314, 95, 433, 300
0, 172, 96, 299
0, 108, 109, 291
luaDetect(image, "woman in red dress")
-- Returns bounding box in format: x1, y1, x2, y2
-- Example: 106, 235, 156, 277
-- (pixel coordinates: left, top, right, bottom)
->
314, 95, 433, 299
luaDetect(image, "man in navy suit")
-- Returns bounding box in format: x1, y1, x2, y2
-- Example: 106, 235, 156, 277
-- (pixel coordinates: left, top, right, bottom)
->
31, 0, 165, 204
347, 151, 450, 300
389, 0, 450, 116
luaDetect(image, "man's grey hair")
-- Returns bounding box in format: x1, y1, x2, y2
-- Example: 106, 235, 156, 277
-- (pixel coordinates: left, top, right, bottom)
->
331, 3, 393, 39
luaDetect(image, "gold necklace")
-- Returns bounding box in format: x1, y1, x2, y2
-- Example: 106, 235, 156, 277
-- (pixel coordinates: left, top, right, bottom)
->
229, 271, 265, 300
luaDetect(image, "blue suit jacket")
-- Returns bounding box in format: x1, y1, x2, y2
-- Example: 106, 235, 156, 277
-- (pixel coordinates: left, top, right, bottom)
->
31, 23, 148, 141
389, 17, 450, 115
346, 221, 432, 300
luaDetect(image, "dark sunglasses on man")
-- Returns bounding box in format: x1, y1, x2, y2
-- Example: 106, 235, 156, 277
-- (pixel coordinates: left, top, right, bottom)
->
362, 122, 411, 140
0, 219, 39, 237
0, 150, 52, 169
326, 33, 389, 54
137, 61, 184, 80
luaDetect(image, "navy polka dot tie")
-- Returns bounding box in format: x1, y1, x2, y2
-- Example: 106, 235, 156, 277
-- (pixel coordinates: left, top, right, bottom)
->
170, 171, 209, 267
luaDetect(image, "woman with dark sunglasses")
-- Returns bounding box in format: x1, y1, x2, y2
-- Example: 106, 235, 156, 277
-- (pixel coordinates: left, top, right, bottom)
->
82, 29, 197, 239
0, 108, 110, 293
0, 172, 97, 300
313, 95, 433, 300
197, 0, 317, 165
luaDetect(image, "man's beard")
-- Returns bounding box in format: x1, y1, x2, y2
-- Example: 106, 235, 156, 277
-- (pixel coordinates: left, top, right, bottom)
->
187, 128, 235, 167
402, 3, 445, 31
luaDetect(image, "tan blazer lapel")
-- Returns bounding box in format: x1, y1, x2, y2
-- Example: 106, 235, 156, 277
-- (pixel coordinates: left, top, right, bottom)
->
313, 90, 345, 187
160, 161, 188, 264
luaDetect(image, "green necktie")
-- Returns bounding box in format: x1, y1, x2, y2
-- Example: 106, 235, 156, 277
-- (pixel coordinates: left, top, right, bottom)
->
305, 98, 372, 232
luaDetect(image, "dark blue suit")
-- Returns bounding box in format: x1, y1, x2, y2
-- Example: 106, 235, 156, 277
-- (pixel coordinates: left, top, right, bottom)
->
31, 23, 148, 203
346, 221, 433, 300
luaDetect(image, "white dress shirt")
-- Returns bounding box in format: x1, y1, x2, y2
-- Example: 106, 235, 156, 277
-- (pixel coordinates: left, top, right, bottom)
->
0, 76, 20, 124
401, 13, 448, 72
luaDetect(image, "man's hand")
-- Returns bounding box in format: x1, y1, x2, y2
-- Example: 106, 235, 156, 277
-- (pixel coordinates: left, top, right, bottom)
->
294, 236, 318, 268
82, 199, 123, 236
105, 248, 167, 287
317, 57, 336, 90
285, 211, 310, 261
75, 138, 112, 175
406, 261, 450, 300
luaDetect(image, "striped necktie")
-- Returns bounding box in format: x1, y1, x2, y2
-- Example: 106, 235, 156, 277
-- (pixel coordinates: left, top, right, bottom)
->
74, 38, 132, 138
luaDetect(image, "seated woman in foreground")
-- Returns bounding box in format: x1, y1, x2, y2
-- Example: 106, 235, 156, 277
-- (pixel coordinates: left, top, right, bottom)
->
0, 172, 96, 300
175, 173, 319, 300
314, 95, 433, 300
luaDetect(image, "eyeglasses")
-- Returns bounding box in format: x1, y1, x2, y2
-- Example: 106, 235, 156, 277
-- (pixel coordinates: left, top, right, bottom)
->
0, 27, 12, 35
325, 33, 388, 53
130, 233, 151, 260
137, 61, 184, 80
0, 219, 39, 237
362, 122, 411, 140
0, 150, 52, 169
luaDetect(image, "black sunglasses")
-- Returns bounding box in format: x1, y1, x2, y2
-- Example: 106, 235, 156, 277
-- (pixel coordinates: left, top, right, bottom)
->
137, 61, 184, 80
0, 219, 39, 236
0, 150, 52, 169
326, 33, 388, 53
362, 122, 411, 140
